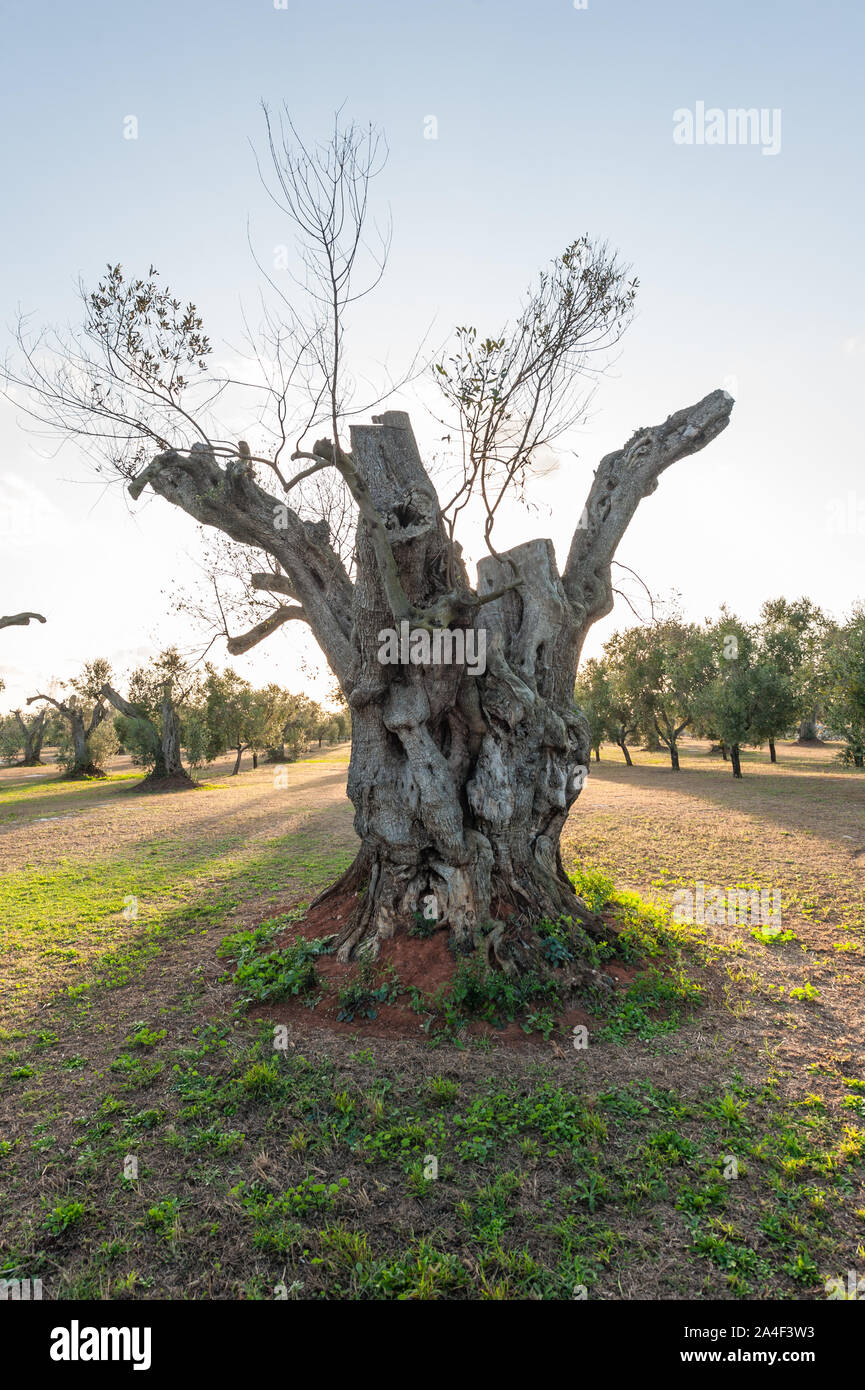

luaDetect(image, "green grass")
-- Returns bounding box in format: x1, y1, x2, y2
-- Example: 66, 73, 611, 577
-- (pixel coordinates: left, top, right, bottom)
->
0, 771, 144, 807
4, 1014, 860, 1299
0, 830, 353, 1021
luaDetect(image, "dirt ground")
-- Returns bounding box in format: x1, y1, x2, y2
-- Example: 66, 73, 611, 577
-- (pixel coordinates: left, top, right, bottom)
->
0, 737, 863, 1301
0, 745, 357, 876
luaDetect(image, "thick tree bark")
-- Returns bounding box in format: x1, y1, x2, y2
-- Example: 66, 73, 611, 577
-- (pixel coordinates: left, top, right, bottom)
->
730, 744, 743, 778
617, 739, 633, 767
768, 738, 777, 763
129, 392, 733, 969
669, 741, 680, 771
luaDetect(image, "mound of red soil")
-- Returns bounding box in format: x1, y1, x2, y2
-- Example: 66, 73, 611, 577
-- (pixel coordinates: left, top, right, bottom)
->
132, 772, 199, 793
246, 890, 619, 1049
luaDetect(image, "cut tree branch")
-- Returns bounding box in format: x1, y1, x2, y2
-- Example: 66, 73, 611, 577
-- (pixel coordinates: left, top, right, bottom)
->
563, 389, 733, 660
100, 683, 147, 722
0, 611, 47, 630
128, 442, 356, 682
226, 604, 307, 655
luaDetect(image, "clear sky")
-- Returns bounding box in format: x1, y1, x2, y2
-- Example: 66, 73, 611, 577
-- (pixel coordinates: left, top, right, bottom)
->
1, 0, 863, 708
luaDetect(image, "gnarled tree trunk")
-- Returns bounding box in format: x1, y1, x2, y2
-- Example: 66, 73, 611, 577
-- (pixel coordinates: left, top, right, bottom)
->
155, 693, 188, 781
337, 515, 595, 966
322, 400, 732, 965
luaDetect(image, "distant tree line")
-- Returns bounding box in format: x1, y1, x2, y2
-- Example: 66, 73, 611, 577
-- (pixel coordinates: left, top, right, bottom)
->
0, 650, 349, 783
574, 598, 865, 778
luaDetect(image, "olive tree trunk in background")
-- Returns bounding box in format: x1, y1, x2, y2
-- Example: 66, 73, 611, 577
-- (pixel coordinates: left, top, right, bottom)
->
101, 684, 190, 783
796, 710, 822, 742
14, 707, 46, 766
26, 692, 107, 779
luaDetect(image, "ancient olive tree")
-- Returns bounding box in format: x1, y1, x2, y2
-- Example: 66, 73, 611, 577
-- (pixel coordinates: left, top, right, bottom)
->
3, 110, 733, 971
574, 651, 641, 767
274, 691, 322, 761
693, 614, 796, 779
0, 714, 21, 766
606, 620, 714, 771
0, 613, 47, 763
27, 659, 113, 778
572, 659, 610, 763
200, 667, 288, 774
101, 648, 198, 786
11, 706, 48, 766
0, 675, 47, 765
759, 597, 833, 745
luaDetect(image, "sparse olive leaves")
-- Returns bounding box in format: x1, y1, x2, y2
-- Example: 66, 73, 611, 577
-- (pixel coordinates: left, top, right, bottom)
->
85, 263, 211, 397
